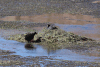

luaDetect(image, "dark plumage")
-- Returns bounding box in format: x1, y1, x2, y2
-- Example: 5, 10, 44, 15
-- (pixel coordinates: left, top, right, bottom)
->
25, 32, 37, 43
32, 37, 42, 43
47, 24, 58, 30
35, 37, 42, 42
47, 24, 50, 28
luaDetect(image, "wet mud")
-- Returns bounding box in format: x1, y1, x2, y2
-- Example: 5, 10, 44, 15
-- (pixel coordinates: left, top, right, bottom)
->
0, 53, 100, 67
0, 0, 100, 67
0, 13, 100, 41
0, 42, 100, 67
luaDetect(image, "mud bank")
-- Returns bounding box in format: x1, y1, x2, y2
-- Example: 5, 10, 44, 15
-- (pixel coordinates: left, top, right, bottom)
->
0, 33, 100, 67
0, 0, 100, 66
0, 48, 100, 67
0, 53, 100, 67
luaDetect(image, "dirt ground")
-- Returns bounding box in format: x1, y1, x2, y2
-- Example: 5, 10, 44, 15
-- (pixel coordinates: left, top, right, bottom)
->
0, 0, 100, 67
0, 21, 100, 67
0, 0, 100, 18
0, 49, 100, 67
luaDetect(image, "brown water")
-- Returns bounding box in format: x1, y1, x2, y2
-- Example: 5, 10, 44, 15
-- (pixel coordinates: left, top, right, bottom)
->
0, 13, 100, 25
0, 13, 100, 41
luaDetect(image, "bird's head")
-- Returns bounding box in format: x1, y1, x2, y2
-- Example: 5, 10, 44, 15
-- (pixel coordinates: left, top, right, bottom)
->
34, 32, 37, 34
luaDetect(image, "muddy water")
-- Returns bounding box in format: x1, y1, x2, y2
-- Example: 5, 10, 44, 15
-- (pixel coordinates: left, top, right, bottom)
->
0, 13, 100, 25
0, 13, 100, 41
0, 36, 100, 63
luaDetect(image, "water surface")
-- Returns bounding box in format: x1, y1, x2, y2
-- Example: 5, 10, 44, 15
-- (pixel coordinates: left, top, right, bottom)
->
0, 13, 100, 41
0, 37, 100, 63
0, 13, 100, 25
56, 24, 100, 41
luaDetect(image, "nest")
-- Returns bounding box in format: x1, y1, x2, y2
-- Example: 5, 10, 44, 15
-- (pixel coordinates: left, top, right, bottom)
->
7, 28, 94, 49
36, 28, 93, 43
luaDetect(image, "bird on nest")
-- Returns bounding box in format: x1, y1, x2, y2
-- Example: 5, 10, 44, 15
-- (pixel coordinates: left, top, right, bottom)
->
47, 24, 58, 30
25, 32, 37, 43
32, 37, 42, 43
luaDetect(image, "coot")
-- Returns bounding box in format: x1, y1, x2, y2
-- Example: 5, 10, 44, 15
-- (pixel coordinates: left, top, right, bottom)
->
32, 37, 42, 43
25, 32, 37, 43
47, 24, 58, 30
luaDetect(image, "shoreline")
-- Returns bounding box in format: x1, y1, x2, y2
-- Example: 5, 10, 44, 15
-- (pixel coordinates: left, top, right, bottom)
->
0, 20, 100, 58
0, 16, 100, 67
0, 37, 100, 66
0, 0, 100, 66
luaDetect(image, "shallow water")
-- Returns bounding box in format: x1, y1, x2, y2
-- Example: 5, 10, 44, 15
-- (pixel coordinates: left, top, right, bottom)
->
0, 13, 100, 62
56, 24, 100, 41
0, 13, 100, 41
0, 37, 100, 63
0, 13, 100, 25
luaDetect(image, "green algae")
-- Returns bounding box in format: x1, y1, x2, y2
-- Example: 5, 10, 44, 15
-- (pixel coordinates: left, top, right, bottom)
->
7, 27, 97, 49
41, 28, 93, 42
7, 34, 26, 42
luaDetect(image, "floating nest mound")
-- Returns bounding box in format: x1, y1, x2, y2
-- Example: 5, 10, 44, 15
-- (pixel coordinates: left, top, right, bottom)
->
34, 28, 95, 49
7, 28, 94, 43
36, 28, 93, 43
7, 28, 95, 49
7, 34, 26, 42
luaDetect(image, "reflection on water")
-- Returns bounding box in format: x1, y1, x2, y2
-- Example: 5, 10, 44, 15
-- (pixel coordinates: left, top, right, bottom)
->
56, 24, 100, 41
0, 13, 100, 25
0, 13, 100, 62
0, 13, 100, 41
0, 37, 100, 62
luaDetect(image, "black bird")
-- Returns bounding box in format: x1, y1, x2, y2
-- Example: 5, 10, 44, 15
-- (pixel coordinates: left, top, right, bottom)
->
47, 24, 58, 30
25, 32, 37, 43
35, 37, 42, 42
32, 37, 42, 43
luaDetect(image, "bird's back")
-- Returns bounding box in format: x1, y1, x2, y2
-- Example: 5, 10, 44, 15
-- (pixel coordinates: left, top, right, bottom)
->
25, 32, 37, 42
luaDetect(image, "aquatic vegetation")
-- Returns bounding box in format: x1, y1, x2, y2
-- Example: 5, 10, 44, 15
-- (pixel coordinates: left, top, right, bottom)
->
37, 28, 93, 42
7, 34, 26, 42
7, 27, 97, 49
